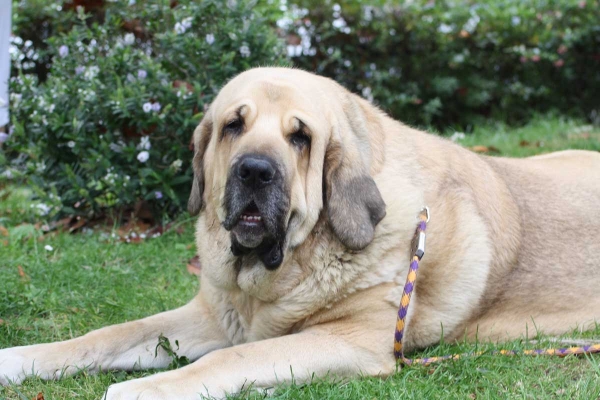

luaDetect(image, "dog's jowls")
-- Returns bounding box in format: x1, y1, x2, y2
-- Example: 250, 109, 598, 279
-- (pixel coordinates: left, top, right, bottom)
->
1, 67, 599, 399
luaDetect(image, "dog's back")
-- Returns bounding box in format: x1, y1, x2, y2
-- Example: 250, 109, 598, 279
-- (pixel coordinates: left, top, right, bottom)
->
466, 150, 600, 340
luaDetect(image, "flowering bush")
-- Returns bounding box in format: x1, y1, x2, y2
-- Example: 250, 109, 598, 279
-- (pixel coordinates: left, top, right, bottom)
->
3, 0, 599, 220
3, 0, 284, 219
284, 0, 600, 128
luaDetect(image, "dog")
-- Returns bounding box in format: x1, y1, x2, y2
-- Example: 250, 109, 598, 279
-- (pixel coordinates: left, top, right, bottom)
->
1, 67, 599, 399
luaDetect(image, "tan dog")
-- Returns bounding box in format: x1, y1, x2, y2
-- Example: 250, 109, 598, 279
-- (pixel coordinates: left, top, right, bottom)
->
1, 67, 599, 399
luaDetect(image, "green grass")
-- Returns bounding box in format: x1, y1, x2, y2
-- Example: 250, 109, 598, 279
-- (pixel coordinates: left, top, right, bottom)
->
1, 116, 599, 399
439, 114, 600, 157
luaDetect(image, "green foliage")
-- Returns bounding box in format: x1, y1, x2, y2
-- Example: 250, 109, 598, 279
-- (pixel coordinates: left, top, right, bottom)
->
2, 0, 285, 219
3, 0, 600, 220
155, 334, 191, 370
285, 0, 600, 128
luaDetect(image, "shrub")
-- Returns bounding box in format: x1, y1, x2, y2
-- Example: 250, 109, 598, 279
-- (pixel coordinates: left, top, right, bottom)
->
3, 0, 285, 220
284, 0, 600, 128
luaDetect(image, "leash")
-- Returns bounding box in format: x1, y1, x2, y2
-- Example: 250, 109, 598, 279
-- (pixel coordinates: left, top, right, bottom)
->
394, 207, 600, 365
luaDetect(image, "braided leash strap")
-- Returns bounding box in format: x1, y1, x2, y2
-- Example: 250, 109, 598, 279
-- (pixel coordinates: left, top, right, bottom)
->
394, 207, 600, 366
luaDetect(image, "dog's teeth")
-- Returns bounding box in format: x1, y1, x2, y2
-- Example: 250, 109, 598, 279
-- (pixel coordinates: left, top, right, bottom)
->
240, 214, 262, 222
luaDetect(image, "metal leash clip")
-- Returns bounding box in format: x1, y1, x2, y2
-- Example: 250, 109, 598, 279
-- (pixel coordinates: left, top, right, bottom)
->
411, 207, 429, 261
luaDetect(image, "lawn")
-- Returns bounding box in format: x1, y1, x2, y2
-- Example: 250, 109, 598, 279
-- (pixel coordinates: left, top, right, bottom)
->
1, 116, 599, 400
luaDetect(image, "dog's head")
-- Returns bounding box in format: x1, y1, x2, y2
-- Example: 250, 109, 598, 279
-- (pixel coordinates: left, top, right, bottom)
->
189, 68, 386, 295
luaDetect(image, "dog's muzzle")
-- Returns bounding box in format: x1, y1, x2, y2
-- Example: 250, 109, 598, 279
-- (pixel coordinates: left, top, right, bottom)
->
223, 154, 289, 270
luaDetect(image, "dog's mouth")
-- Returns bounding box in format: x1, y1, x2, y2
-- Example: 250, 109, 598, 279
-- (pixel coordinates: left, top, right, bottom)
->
238, 202, 263, 226
225, 199, 287, 270
229, 201, 269, 250
228, 202, 284, 270
223, 158, 290, 270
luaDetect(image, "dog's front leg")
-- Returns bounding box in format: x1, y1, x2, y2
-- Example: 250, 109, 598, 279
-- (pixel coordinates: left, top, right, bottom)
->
0, 295, 229, 385
104, 323, 395, 400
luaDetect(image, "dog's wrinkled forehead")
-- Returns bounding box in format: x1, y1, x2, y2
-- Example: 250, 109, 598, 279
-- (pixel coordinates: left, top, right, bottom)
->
211, 68, 332, 123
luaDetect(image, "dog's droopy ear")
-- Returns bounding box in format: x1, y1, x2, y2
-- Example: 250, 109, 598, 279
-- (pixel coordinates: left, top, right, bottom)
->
188, 113, 213, 215
324, 95, 386, 250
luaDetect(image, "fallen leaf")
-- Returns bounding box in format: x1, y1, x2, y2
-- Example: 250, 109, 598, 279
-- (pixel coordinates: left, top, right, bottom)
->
470, 145, 500, 154
519, 140, 530, 147
68, 216, 88, 233
33, 393, 45, 400
18, 265, 27, 278
0, 226, 8, 237
186, 243, 194, 250
186, 255, 202, 276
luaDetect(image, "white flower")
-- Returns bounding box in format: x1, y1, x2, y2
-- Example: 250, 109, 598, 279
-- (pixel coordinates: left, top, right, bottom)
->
142, 102, 153, 113
239, 45, 251, 58
151, 102, 161, 112
137, 69, 147, 79
174, 22, 186, 34
44, 245, 54, 251
109, 142, 122, 153
67, 141, 76, 148
205, 34, 215, 45
124, 33, 135, 45
332, 17, 347, 29
0, 132, 9, 143
438, 23, 453, 34
181, 17, 193, 29
361, 86, 373, 103
137, 150, 149, 163
10, 93, 22, 105
511, 16, 521, 26
128, 0, 136, 4
450, 132, 466, 142
59, 45, 69, 57
171, 159, 183, 171
463, 14, 480, 33
276, 17, 293, 29
138, 136, 151, 150
84, 66, 99, 80
452, 54, 465, 63
35, 203, 51, 216
75, 65, 85, 75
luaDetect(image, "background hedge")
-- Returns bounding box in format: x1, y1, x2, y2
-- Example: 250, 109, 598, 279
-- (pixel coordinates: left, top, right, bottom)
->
1, 0, 599, 220
285, 0, 600, 128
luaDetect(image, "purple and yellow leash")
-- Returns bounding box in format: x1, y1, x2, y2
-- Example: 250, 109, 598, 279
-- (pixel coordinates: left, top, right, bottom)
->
394, 207, 600, 366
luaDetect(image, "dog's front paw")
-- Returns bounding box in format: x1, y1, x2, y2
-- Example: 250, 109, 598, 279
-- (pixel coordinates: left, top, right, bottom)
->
104, 382, 168, 400
104, 380, 195, 400
0, 348, 29, 386
103, 369, 231, 400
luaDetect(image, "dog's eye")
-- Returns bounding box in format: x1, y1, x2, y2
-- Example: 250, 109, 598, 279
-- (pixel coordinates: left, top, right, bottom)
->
290, 131, 311, 150
223, 119, 243, 137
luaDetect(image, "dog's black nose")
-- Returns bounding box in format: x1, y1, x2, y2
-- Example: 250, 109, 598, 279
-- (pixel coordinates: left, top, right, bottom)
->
236, 156, 277, 189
